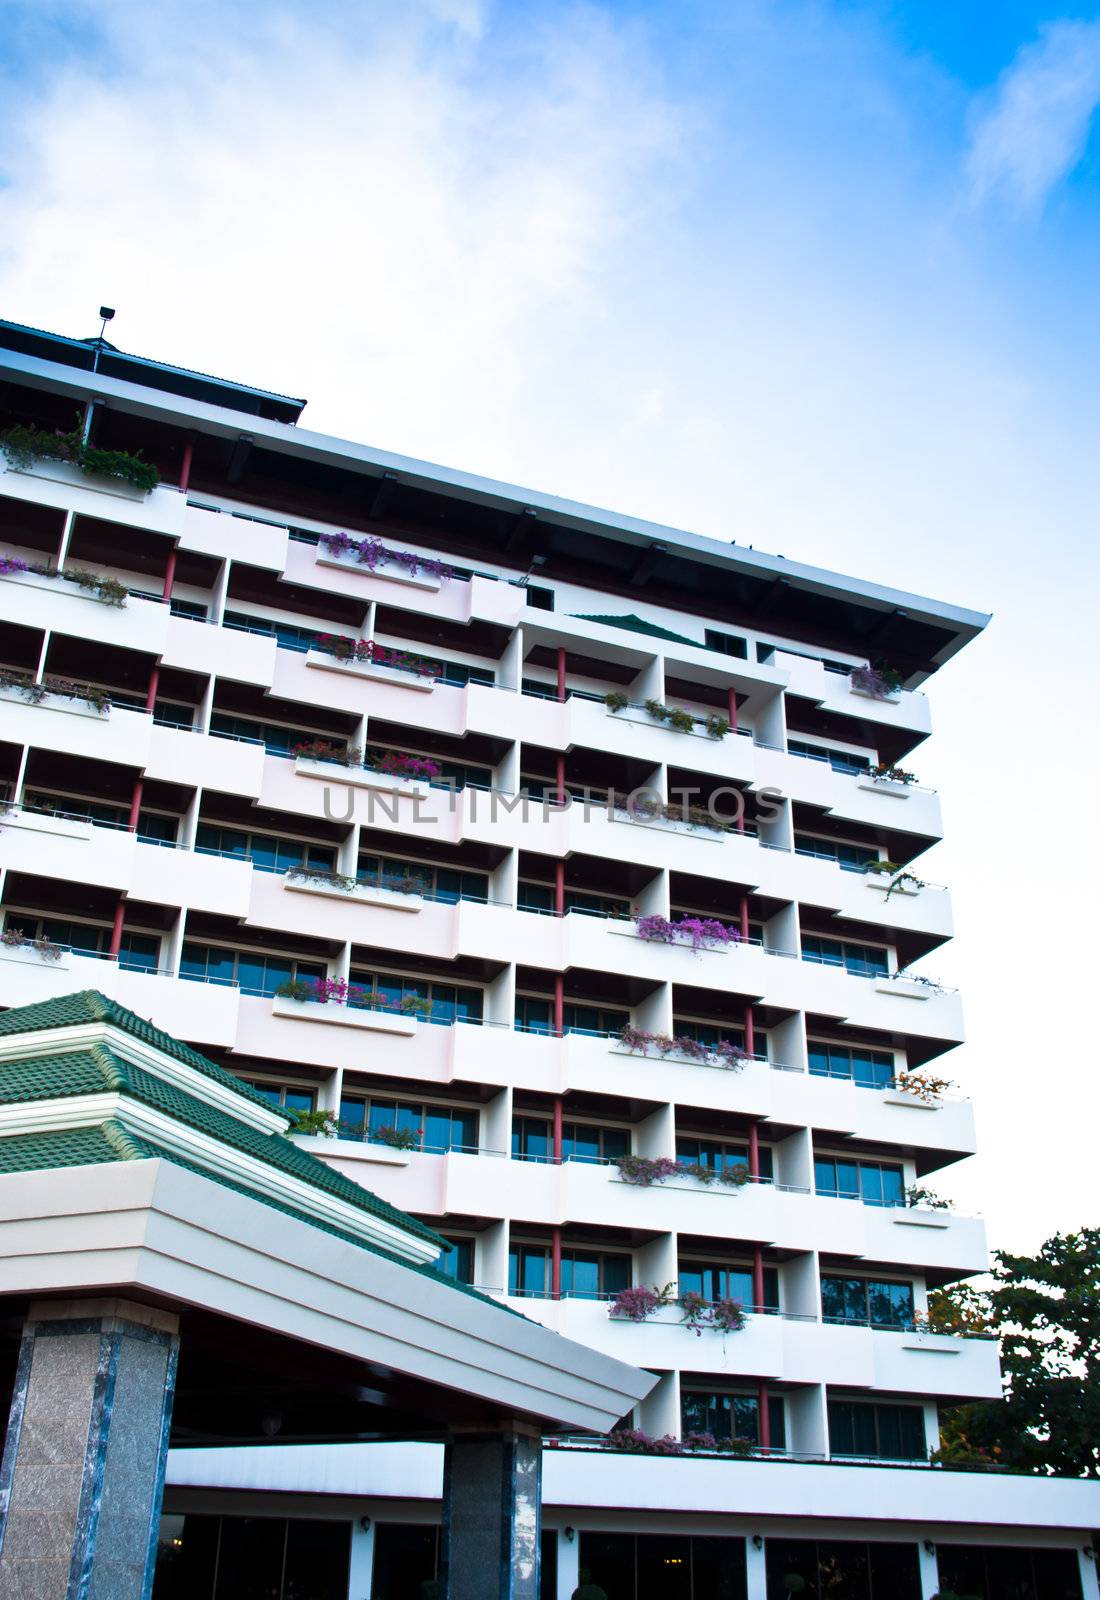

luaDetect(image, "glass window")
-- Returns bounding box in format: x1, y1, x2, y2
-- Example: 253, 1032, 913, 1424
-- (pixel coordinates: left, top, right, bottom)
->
795, 833, 879, 871
349, 970, 484, 1025
828, 1399, 926, 1461
704, 628, 747, 659
436, 1237, 474, 1284
681, 1390, 786, 1449
512, 1117, 551, 1160
936, 1544, 1084, 1600
802, 934, 890, 978
508, 1244, 549, 1297
676, 1138, 770, 1182
821, 1276, 914, 1329
515, 995, 552, 1034
119, 932, 160, 973
677, 1262, 779, 1312
815, 1156, 904, 1207
788, 739, 872, 776
764, 1538, 922, 1600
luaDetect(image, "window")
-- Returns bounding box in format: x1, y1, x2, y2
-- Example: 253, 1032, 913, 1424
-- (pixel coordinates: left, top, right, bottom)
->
814, 1155, 905, 1208
764, 1538, 921, 1600
827, 1399, 926, 1461
705, 628, 748, 660
435, 1237, 475, 1284
525, 584, 554, 611
512, 1116, 629, 1163
168, 597, 207, 620
209, 711, 330, 758
675, 1137, 772, 1182
152, 1513, 350, 1600
222, 610, 320, 653
821, 1275, 915, 1329
508, 1245, 631, 1299
681, 1390, 786, 1449
802, 933, 889, 978
339, 1096, 478, 1153
808, 1040, 895, 1088
795, 833, 879, 872
349, 970, 484, 1026
788, 738, 871, 776
180, 943, 324, 994
579, 1532, 747, 1600
678, 1261, 779, 1312
4, 915, 160, 973
517, 880, 630, 918
672, 1018, 768, 1061
433, 659, 494, 688
357, 854, 488, 904
22, 790, 179, 846
241, 1081, 316, 1114
936, 1544, 1084, 1600
513, 996, 630, 1035
153, 699, 196, 730
196, 824, 336, 874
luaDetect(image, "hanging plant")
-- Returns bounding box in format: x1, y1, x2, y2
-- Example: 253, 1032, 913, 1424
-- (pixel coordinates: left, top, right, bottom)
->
849, 663, 904, 698
868, 762, 917, 785
291, 739, 361, 766
369, 750, 442, 781
0, 420, 158, 492
604, 691, 629, 712
634, 914, 740, 953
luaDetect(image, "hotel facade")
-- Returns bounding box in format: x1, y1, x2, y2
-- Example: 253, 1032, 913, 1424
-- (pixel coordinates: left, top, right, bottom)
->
0, 318, 1096, 1600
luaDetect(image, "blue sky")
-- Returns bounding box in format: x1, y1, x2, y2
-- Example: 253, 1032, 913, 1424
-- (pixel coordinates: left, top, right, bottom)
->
0, 0, 1098, 1249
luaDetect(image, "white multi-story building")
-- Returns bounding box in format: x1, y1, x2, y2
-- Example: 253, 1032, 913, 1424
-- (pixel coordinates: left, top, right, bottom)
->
0, 317, 1096, 1600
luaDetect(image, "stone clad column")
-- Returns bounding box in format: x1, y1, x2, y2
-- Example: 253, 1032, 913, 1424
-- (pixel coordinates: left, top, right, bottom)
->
0, 1297, 179, 1600
441, 1426, 542, 1600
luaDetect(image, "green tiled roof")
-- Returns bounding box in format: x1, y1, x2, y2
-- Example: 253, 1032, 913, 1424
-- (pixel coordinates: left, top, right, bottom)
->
0, 1119, 510, 1312
0, 1043, 442, 1248
570, 612, 699, 647
0, 991, 284, 1118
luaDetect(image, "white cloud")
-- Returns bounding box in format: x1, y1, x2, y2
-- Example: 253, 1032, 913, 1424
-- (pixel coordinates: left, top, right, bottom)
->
966, 18, 1100, 212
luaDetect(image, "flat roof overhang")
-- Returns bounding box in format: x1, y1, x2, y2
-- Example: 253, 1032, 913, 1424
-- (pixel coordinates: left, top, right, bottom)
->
0, 344, 990, 683
0, 1158, 654, 1439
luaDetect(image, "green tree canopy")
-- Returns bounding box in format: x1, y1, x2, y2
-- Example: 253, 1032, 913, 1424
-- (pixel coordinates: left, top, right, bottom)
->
934, 1227, 1100, 1477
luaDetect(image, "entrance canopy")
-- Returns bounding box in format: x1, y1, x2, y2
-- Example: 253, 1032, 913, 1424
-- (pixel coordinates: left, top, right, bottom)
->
0, 990, 654, 1441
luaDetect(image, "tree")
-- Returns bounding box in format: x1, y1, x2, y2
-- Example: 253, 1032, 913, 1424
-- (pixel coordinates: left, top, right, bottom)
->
933, 1228, 1100, 1477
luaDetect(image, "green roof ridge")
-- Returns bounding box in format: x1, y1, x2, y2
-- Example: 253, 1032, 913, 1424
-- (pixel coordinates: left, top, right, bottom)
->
0, 1120, 509, 1313
569, 611, 699, 647
0, 1044, 441, 1249
0, 991, 286, 1118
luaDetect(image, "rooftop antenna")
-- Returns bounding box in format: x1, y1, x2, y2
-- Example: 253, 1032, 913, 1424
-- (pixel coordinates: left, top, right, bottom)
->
91, 306, 115, 373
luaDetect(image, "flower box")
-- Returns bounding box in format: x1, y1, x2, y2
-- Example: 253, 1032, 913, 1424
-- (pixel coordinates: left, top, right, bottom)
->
849, 683, 901, 705
315, 548, 442, 591
892, 1209, 950, 1230
0, 943, 70, 971
857, 775, 911, 798
283, 875, 423, 912
881, 1089, 936, 1111
0, 685, 108, 720
293, 759, 430, 796
1, 808, 92, 841
292, 1133, 411, 1167
7, 457, 149, 502
270, 994, 418, 1034
874, 976, 932, 1001
304, 649, 436, 691
864, 875, 920, 897
608, 811, 724, 843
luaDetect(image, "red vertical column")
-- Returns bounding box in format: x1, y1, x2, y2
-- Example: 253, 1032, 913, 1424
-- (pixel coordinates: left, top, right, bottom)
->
554, 861, 565, 917
727, 687, 739, 731
739, 895, 750, 942
127, 778, 144, 833
743, 1004, 755, 1058
551, 1227, 562, 1301
552, 1098, 563, 1164
161, 544, 178, 602
752, 1243, 765, 1311
108, 900, 126, 960
553, 975, 564, 1038
556, 647, 567, 702
144, 665, 160, 714
757, 1379, 772, 1451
